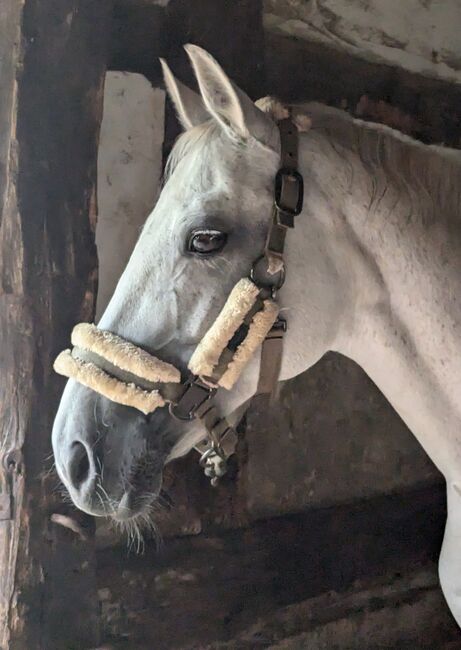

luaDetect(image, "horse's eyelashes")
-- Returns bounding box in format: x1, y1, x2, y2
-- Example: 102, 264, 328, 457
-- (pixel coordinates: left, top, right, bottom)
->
187, 228, 227, 256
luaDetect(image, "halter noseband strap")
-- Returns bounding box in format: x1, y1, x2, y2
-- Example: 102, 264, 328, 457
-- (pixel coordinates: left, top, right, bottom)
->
54, 115, 304, 486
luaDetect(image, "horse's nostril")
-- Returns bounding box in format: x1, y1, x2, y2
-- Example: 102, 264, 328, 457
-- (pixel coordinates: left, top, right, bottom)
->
68, 441, 91, 490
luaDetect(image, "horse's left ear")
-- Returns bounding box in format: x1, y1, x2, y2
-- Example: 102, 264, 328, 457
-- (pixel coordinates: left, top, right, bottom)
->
184, 44, 279, 153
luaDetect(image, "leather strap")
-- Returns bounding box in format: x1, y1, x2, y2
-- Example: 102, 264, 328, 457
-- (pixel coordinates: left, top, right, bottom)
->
279, 117, 299, 169
68, 116, 303, 487
256, 317, 286, 397
255, 116, 303, 399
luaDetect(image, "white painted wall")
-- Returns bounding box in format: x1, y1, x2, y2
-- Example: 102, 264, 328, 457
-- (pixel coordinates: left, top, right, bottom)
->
96, 72, 165, 320
265, 0, 461, 84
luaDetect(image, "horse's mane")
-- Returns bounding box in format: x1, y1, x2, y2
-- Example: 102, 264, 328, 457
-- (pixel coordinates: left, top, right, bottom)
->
298, 102, 461, 226
165, 98, 461, 226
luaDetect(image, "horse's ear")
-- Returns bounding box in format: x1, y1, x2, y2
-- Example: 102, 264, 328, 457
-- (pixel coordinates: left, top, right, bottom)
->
160, 58, 209, 130
184, 44, 279, 152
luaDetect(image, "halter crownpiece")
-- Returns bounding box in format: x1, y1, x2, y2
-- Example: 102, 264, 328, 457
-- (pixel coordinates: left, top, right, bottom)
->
54, 114, 304, 485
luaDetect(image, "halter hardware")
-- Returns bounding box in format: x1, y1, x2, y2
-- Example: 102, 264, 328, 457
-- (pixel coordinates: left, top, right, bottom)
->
54, 114, 304, 486
274, 168, 304, 225
250, 255, 286, 297
169, 376, 216, 421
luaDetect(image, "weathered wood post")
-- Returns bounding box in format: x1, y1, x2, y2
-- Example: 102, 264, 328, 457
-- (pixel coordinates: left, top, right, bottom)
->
0, 1, 110, 647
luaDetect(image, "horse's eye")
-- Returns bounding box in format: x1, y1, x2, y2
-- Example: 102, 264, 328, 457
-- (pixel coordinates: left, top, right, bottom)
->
188, 229, 227, 255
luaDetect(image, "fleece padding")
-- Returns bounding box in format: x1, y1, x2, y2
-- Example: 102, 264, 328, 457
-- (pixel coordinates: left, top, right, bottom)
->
219, 300, 279, 389
71, 323, 180, 383
188, 278, 279, 388
54, 350, 165, 415
188, 278, 260, 378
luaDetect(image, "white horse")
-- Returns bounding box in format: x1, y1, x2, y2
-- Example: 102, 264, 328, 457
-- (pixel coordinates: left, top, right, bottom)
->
52, 45, 461, 625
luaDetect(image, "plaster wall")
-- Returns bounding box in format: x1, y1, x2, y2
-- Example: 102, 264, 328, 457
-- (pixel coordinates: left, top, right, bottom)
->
264, 0, 461, 85
96, 71, 165, 320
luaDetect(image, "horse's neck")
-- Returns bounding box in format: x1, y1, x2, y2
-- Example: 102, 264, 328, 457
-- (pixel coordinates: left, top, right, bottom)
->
296, 112, 461, 479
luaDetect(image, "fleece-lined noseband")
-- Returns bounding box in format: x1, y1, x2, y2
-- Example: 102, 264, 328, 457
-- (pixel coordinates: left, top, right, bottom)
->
54, 116, 303, 486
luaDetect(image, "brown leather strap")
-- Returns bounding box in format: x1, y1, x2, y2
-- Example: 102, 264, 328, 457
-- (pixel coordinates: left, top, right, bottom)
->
256, 317, 286, 397
262, 118, 303, 277
279, 117, 299, 169
255, 116, 303, 399
193, 117, 303, 482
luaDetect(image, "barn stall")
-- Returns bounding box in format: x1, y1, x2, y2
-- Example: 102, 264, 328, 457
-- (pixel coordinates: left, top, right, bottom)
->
1, 1, 461, 648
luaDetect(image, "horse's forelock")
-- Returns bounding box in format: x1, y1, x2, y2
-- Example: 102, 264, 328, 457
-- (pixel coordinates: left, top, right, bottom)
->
163, 120, 220, 182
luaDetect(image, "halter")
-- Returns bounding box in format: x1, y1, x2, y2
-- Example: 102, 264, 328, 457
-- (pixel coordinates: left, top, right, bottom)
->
54, 117, 303, 486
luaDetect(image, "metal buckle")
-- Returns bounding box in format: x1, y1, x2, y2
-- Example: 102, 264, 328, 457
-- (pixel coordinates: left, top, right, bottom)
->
169, 376, 216, 421
269, 316, 287, 335
250, 255, 286, 296
274, 168, 304, 226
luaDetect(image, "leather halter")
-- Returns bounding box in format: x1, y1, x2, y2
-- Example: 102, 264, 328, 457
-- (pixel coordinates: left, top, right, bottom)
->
54, 116, 303, 486
169, 116, 303, 484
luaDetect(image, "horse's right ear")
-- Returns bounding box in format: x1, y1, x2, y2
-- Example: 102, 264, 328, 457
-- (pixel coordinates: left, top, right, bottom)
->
160, 58, 209, 130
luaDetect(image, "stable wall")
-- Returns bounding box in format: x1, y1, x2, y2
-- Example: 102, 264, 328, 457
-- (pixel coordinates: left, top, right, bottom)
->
265, 0, 461, 84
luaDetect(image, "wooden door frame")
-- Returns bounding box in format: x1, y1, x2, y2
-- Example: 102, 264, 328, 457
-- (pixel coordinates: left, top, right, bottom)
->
0, 2, 110, 647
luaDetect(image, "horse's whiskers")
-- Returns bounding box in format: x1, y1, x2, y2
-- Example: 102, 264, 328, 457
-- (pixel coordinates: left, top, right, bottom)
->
96, 482, 116, 516
107, 490, 165, 554
95, 488, 107, 515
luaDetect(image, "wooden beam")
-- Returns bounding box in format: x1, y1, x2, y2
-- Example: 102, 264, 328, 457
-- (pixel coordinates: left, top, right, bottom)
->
0, 1, 110, 647
96, 484, 455, 648
110, 0, 266, 162
265, 31, 461, 146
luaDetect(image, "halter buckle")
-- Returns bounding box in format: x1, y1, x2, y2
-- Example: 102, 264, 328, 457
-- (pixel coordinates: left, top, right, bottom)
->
274, 168, 304, 227
169, 376, 216, 421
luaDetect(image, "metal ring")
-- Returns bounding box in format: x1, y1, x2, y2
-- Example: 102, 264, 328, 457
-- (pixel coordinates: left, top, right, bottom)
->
199, 444, 226, 468
168, 401, 195, 421
250, 255, 286, 293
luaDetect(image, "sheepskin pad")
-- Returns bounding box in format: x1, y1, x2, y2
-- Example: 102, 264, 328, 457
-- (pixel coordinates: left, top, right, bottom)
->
188, 278, 279, 389
54, 350, 165, 415
72, 323, 180, 383
219, 300, 279, 389
54, 278, 279, 412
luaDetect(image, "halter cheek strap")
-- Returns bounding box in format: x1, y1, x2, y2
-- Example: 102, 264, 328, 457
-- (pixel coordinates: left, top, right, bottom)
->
54, 116, 304, 486
255, 117, 302, 397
